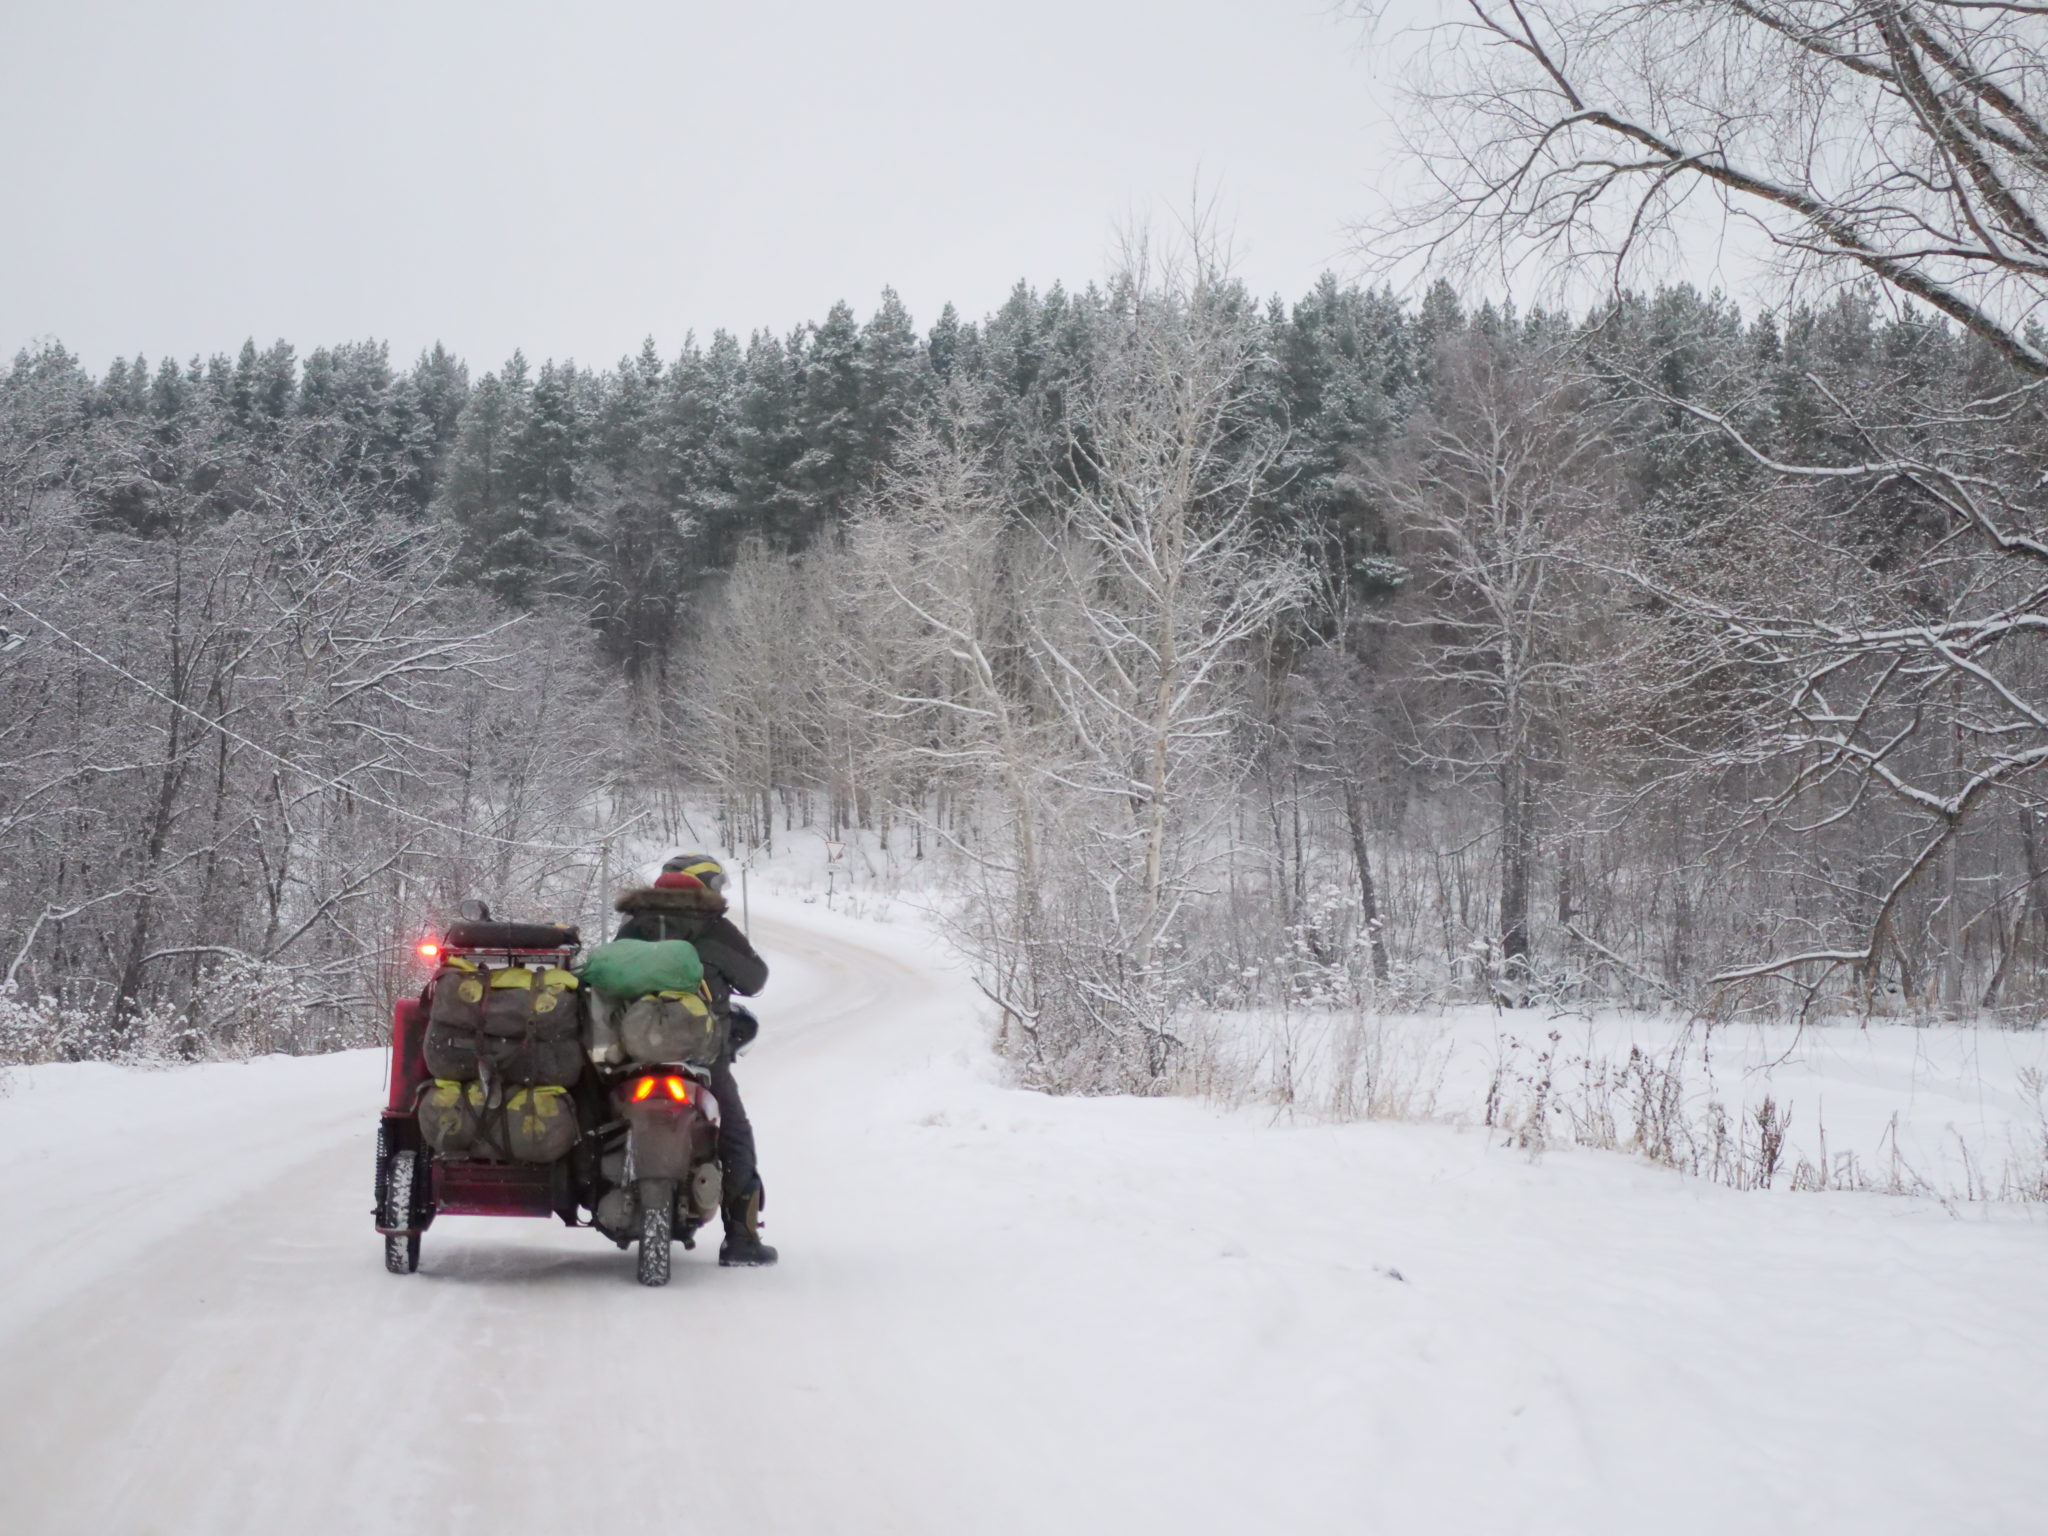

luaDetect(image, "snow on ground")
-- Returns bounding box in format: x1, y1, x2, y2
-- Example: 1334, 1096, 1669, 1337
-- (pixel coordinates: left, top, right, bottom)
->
676, 819, 2048, 1199
1206, 1002, 2048, 1202
2, 896, 2045, 1534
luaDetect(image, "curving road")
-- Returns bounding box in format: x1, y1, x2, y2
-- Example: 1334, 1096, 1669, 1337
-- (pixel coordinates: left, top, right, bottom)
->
4, 901, 2046, 1536
0, 907, 1040, 1535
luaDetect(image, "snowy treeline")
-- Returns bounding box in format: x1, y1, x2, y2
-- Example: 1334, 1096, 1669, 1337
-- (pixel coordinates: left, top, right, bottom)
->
688, 0, 2048, 1091
692, 263, 2048, 1088
8, 269, 2048, 1076
10, 0, 2048, 1086
0, 371, 637, 1059
7, 271, 2047, 1078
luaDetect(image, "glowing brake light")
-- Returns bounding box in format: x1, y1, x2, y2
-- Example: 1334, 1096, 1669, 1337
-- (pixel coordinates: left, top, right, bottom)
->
628, 1074, 692, 1104
418, 941, 441, 960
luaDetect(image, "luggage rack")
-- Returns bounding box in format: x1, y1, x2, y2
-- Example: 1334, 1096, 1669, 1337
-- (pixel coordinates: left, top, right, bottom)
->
438, 919, 581, 955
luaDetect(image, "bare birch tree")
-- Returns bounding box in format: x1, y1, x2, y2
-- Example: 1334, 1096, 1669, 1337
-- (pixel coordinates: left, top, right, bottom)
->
1380, 0, 2048, 1002
0, 423, 622, 1059
1013, 249, 1311, 1083
1375, 331, 1622, 999
1376, 0, 2048, 367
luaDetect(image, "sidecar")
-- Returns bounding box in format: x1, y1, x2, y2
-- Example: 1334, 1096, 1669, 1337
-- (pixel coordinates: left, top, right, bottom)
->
372, 918, 588, 1275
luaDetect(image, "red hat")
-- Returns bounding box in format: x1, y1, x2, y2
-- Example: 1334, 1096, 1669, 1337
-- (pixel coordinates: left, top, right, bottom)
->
654, 870, 705, 890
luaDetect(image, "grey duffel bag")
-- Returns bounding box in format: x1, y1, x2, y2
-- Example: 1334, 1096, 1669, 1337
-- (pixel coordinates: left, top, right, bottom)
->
416, 1080, 579, 1163
619, 990, 727, 1068
423, 963, 585, 1086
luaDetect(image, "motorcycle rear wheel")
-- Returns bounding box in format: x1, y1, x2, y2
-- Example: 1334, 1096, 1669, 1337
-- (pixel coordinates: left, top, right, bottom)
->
636, 1198, 672, 1287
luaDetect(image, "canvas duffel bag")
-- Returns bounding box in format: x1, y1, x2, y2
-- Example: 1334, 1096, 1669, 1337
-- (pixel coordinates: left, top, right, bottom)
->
619, 989, 726, 1068
422, 958, 494, 1082
423, 1021, 584, 1086
426, 958, 489, 1030
416, 1079, 501, 1158
416, 1080, 579, 1163
501, 1084, 579, 1163
482, 965, 581, 1040
422, 962, 584, 1086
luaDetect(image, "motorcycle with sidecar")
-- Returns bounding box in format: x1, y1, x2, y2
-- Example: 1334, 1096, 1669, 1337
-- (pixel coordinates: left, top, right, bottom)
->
372, 903, 730, 1286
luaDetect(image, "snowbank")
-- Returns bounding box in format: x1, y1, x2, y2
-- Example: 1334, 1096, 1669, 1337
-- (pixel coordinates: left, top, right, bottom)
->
1203, 1004, 2048, 1201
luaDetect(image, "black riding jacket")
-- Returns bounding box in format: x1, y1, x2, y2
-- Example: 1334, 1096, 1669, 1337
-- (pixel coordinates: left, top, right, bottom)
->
611, 884, 768, 1006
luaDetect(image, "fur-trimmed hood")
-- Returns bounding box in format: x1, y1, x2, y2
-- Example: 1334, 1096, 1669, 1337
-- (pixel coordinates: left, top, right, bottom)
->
614, 883, 729, 917
612, 883, 766, 997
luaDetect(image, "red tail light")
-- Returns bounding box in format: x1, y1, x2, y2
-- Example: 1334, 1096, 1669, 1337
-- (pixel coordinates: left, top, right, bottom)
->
627, 1074, 692, 1104
418, 941, 441, 960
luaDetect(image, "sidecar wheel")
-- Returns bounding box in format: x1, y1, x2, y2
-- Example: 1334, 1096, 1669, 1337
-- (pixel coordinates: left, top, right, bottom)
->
384, 1150, 421, 1274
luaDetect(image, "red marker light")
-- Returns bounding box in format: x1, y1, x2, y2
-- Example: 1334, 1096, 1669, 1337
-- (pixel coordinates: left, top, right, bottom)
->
631, 1076, 656, 1102
418, 941, 441, 960
662, 1075, 690, 1102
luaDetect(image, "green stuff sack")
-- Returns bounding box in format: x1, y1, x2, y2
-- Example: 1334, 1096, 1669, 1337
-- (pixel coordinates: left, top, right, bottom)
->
580, 939, 703, 1000
502, 1085, 579, 1163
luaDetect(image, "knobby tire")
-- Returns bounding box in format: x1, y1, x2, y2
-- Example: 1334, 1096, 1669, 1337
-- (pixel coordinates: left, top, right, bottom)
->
637, 1198, 672, 1287
384, 1149, 421, 1275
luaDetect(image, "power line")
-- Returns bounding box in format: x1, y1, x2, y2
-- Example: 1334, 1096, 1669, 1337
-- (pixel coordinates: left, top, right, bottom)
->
0, 586, 614, 857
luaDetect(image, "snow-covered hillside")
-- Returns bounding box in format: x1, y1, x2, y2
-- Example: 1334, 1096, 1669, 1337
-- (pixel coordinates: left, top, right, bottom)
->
2, 898, 2043, 1535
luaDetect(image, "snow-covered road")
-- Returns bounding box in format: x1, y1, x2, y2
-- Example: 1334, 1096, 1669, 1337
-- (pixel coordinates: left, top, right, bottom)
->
3, 902, 2045, 1535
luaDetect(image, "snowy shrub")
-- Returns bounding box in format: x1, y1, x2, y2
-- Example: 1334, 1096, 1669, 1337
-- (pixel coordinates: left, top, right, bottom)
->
0, 981, 180, 1065
1482, 1024, 1798, 1177
0, 954, 379, 1066
1476, 1018, 2048, 1202
1184, 1004, 1456, 1124
176, 954, 357, 1058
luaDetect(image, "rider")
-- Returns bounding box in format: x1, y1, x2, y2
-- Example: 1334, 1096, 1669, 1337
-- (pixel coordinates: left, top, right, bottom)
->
613, 853, 777, 1267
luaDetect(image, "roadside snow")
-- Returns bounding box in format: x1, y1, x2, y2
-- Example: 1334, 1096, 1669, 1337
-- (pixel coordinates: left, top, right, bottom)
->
0, 897, 2042, 1534
646, 824, 2048, 1199
1205, 1003, 2048, 1201
0, 1049, 382, 1327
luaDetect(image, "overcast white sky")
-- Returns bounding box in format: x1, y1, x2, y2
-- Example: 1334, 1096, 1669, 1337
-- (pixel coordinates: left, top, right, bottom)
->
0, 0, 1423, 372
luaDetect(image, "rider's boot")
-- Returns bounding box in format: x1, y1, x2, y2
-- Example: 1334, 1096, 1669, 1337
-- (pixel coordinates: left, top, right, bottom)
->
718, 1184, 778, 1267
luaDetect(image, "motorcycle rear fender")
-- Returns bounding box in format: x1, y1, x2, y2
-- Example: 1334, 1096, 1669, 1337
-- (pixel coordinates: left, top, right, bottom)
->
621, 1099, 712, 1181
